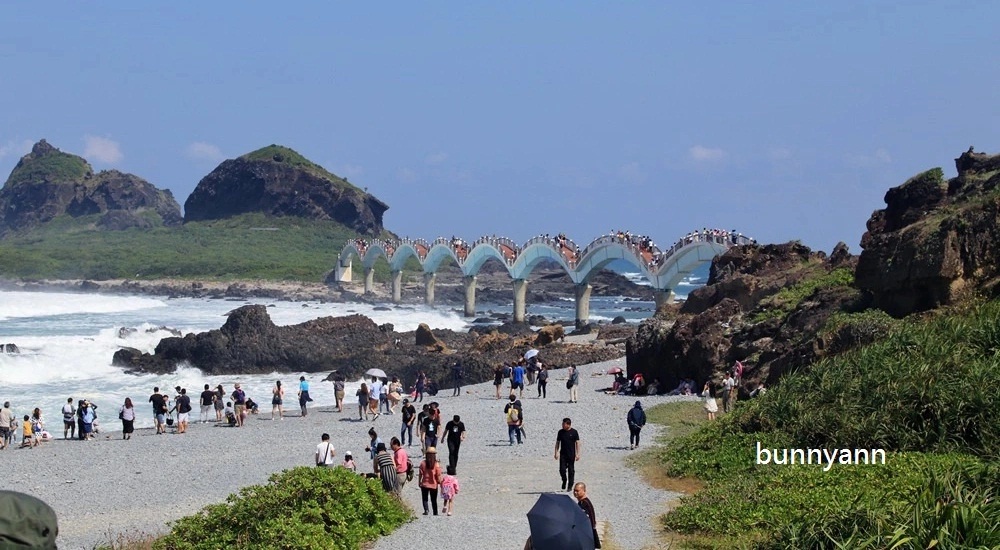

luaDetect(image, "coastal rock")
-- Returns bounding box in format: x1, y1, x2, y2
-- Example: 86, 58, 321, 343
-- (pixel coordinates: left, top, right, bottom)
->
183, 145, 388, 236
0, 140, 181, 236
627, 242, 861, 392
533, 324, 565, 346
415, 323, 448, 351
1, 343, 19, 354
857, 151, 1000, 317
114, 306, 621, 389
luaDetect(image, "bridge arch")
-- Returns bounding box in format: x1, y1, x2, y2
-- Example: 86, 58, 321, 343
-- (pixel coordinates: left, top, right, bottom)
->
336, 229, 753, 325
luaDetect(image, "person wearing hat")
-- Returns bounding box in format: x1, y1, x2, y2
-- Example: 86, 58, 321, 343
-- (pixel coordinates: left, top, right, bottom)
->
418, 446, 443, 515
231, 384, 247, 427
399, 398, 416, 447
627, 400, 647, 450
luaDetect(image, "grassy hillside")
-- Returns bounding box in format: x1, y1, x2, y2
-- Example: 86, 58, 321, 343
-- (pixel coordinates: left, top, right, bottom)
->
657, 299, 1000, 548
0, 213, 395, 281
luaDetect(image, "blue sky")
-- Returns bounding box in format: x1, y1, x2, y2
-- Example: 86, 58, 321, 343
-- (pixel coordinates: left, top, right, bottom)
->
1, 2, 997, 252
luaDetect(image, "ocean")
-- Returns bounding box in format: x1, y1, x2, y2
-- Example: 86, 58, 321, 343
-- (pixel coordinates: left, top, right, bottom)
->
0, 275, 698, 430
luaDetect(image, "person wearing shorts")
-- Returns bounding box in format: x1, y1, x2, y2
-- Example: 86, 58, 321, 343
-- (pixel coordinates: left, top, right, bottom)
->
231, 384, 247, 427
61, 397, 76, 440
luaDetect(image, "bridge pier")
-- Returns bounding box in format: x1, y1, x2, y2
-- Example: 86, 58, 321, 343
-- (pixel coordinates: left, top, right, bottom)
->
654, 289, 676, 310
334, 258, 352, 283
424, 272, 436, 306
463, 276, 477, 317
391, 270, 402, 303
512, 278, 527, 323
574, 283, 592, 329
364, 267, 375, 295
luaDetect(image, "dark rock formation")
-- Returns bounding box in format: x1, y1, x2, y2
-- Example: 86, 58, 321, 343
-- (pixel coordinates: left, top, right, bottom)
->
183, 145, 388, 236
627, 242, 862, 393
0, 140, 181, 235
113, 305, 622, 389
1, 344, 19, 354
857, 150, 1000, 317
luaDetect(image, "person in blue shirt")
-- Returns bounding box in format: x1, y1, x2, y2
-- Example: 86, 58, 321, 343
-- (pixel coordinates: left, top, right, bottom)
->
298, 376, 313, 417
511, 361, 526, 398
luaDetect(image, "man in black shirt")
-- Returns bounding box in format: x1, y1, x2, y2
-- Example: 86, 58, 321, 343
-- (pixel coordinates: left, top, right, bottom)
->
400, 399, 417, 447
422, 406, 440, 451
199, 384, 216, 424
173, 388, 192, 434
443, 414, 466, 473
554, 417, 580, 491
148, 387, 167, 434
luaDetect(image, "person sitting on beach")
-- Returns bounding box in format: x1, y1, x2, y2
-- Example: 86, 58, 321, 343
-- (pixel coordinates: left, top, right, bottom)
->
224, 402, 237, 427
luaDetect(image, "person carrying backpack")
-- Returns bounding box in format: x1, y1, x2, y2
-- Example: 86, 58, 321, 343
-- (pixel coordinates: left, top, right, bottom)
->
627, 400, 647, 450
505, 397, 521, 445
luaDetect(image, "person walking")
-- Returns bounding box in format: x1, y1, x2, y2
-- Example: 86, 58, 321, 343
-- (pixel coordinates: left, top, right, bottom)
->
199, 384, 215, 424
271, 380, 284, 420
400, 399, 416, 447
493, 365, 504, 399
315, 433, 335, 467
173, 388, 192, 434
418, 447, 443, 515
422, 404, 440, 451
505, 396, 521, 445
573, 482, 601, 548
537, 364, 548, 399
391, 437, 409, 490
721, 371, 736, 413
368, 377, 383, 419
567, 366, 580, 403
440, 465, 460, 516
374, 442, 398, 493
149, 387, 167, 434
443, 414, 466, 473
554, 417, 580, 491
333, 374, 346, 413
119, 398, 136, 440
357, 383, 370, 421
298, 376, 312, 417
627, 400, 646, 450
451, 361, 463, 397
415, 371, 426, 403
0, 402, 14, 449
511, 361, 526, 398
61, 397, 76, 440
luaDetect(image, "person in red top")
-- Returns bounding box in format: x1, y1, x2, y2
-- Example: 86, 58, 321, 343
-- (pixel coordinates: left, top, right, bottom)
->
391, 437, 409, 490
418, 446, 443, 516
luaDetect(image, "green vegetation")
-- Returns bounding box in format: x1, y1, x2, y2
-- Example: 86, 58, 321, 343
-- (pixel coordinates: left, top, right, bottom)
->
751, 267, 855, 322
242, 145, 362, 192
6, 148, 90, 187
148, 466, 410, 550
655, 299, 1000, 548
0, 213, 398, 282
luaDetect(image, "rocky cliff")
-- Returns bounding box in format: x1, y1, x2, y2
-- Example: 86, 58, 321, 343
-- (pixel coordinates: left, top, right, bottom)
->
0, 140, 181, 235
856, 148, 1000, 317
626, 242, 864, 393
184, 145, 388, 236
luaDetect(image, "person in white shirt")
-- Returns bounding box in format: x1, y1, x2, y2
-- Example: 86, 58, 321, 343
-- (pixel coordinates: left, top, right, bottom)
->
315, 433, 336, 467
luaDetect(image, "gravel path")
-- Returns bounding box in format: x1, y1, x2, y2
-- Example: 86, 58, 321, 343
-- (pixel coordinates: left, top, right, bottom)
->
8, 358, 698, 549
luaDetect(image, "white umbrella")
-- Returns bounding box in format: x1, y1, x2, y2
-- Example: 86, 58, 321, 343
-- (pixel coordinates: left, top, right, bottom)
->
364, 368, 388, 379
524, 349, 539, 360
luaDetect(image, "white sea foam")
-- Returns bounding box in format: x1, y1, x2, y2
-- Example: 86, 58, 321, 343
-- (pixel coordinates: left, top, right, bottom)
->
0, 291, 166, 321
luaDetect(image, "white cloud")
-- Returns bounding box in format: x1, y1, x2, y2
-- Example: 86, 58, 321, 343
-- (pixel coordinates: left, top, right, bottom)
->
83, 135, 123, 165
396, 168, 418, 184
185, 141, 224, 162
846, 148, 892, 168
0, 139, 33, 159
424, 152, 449, 165
617, 161, 646, 184
689, 145, 726, 163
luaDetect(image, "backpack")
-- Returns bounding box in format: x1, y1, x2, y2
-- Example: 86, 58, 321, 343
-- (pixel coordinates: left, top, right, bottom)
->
406, 459, 414, 481
506, 407, 520, 425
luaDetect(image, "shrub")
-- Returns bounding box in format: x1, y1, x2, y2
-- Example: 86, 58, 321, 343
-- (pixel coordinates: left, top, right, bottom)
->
153, 466, 410, 550
751, 267, 855, 323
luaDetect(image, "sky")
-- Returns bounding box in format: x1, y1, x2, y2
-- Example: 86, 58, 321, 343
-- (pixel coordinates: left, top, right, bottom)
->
1, 2, 998, 253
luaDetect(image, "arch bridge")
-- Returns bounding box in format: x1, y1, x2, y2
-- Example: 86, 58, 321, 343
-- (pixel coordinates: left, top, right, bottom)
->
334, 230, 753, 327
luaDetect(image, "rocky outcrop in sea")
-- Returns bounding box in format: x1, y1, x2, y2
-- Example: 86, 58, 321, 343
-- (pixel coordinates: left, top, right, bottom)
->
113, 305, 626, 387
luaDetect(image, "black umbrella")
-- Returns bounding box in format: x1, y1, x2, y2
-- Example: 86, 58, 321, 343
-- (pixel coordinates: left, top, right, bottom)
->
526, 493, 595, 550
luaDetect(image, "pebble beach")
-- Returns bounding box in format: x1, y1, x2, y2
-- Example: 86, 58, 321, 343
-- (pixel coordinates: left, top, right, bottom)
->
7, 358, 699, 549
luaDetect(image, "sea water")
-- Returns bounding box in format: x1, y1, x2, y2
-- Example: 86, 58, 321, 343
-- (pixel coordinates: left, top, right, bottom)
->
0, 287, 660, 430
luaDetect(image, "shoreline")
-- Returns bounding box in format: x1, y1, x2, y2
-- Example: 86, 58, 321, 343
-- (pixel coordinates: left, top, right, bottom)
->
6, 357, 690, 549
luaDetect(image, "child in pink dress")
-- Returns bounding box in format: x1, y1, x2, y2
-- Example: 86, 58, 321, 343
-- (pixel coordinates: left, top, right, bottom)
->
440, 465, 460, 516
